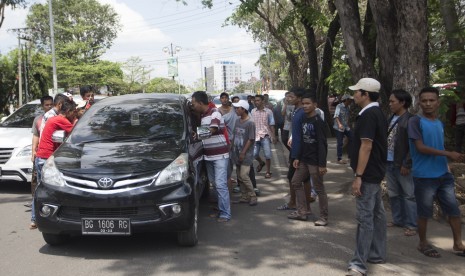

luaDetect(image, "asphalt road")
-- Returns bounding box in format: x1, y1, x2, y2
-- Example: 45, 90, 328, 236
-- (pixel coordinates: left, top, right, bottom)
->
0, 138, 464, 276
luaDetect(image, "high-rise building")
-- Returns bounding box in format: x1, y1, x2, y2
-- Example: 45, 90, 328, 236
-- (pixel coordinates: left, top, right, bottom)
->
205, 61, 241, 93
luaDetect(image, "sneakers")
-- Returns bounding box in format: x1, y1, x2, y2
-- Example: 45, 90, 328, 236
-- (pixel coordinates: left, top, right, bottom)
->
314, 219, 328, 226
24, 202, 32, 208
337, 159, 347, 164
254, 188, 261, 196
29, 222, 37, 230
233, 186, 241, 193
287, 211, 308, 221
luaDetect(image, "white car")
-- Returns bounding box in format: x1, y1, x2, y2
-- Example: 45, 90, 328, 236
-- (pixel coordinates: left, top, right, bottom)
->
0, 99, 43, 183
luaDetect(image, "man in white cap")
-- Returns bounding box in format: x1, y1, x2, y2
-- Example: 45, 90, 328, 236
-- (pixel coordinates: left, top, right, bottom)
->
231, 100, 257, 206
346, 78, 388, 276
333, 94, 353, 164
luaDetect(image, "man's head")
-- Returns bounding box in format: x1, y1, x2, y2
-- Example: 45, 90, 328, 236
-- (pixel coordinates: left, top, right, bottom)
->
349, 78, 380, 107
287, 87, 305, 106
263, 94, 269, 102
40, 95, 53, 112
389, 89, 412, 115
53, 94, 71, 111
341, 94, 353, 106
254, 94, 265, 109
232, 100, 249, 116
220, 92, 230, 106
191, 91, 209, 113
247, 95, 254, 103
231, 96, 240, 103
418, 87, 440, 116
80, 85, 95, 104
61, 100, 77, 122
302, 93, 317, 115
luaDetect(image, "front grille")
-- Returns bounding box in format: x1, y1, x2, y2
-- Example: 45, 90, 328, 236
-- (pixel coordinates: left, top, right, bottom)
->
58, 206, 161, 222
0, 148, 14, 164
62, 173, 156, 191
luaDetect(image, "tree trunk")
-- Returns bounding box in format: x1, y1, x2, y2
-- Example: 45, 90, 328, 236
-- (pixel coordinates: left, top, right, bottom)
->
391, 0, 429, 104
439, 0, 465, 92
333, 0, 377, 81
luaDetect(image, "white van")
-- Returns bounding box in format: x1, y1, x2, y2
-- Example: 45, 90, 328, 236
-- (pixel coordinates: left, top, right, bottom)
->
0, 99, 43, 183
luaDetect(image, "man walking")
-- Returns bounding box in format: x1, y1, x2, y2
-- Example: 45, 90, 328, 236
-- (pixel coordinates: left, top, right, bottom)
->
191, 91, 231, 222
251, 94, 276, 178
346, 78, 387, 276
408, 87, 465, 258
386, 89, 417, 236
333, 94, 353, 164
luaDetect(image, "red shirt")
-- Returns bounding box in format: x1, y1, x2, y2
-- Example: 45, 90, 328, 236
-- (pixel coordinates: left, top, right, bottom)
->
36, 115, 74, 159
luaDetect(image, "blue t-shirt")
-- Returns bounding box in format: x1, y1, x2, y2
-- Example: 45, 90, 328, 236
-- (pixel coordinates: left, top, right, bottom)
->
408, 115, 448, 178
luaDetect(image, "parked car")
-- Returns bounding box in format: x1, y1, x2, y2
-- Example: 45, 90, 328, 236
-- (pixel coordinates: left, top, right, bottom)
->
35, 93, 207, 247
0, 99, 43, 183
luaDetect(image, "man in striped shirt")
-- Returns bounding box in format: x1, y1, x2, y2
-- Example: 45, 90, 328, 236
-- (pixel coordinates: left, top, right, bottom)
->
191, 91, 231, 222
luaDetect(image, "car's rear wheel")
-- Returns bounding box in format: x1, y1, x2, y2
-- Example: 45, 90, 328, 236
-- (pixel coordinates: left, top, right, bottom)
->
177, 204, 198, 247
42, 233, 69, 246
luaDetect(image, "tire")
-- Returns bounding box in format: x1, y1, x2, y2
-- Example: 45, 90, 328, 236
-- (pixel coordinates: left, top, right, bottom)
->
42, 233, 69, 246
177, 204, 198, 247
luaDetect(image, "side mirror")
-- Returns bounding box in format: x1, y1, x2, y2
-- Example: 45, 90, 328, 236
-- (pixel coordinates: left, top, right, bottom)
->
52, 130, 66, 143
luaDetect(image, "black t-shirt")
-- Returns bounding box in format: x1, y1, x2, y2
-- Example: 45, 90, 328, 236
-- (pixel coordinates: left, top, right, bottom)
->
350, 105, 387, 183
299, 115, 327, 167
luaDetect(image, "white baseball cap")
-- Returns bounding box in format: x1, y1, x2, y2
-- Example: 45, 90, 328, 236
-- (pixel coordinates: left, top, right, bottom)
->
348, 78, 381, 93
232, 99, 249, 111
341, 94, 353, 101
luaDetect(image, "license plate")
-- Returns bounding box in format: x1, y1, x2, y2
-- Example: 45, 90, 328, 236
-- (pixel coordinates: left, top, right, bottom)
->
81, 218, 131, 235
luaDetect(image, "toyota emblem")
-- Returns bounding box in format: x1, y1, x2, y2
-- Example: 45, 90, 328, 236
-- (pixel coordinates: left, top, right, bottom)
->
97, 177, 114, 189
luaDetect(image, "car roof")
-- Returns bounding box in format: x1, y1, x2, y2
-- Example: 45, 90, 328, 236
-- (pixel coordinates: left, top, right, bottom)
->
23, 94, 107, 105
91, 93, 185, 106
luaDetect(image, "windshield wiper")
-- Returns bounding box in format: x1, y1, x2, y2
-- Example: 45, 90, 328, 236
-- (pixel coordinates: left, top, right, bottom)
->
78, 135, 144, 144
144, 133, 178, 140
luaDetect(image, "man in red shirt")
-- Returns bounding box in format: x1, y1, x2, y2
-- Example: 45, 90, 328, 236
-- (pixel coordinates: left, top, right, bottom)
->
30, 101, 76, 230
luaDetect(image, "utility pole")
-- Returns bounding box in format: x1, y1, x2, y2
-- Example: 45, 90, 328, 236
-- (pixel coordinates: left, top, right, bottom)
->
49, 0, 58, 94
8, 27, 31, 106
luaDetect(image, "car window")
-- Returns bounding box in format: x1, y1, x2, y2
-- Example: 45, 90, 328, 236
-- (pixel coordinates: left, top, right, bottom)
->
68, 98, 185, 144
0, 103, 43, 128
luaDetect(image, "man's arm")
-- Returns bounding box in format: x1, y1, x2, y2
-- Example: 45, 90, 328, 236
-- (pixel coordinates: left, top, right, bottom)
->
31, 135, 39, 162
352, 139, 372, 196
413, 139, 464, 161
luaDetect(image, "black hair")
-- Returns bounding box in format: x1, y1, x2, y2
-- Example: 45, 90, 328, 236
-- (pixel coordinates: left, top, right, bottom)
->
40, 95, 53, 105
61, 100, 77, 114
231, 96, 239, 102
192, 91, 209, 105
288, 87, 306, 98
419, 87, 440, 98
302, 93, 317, 103
80, 85, 94, 97
53, 94, 70, 106
220, 92, 229, 98
360, 89, 380, 102
391, 89, 412, 108
254, 94, 264, 101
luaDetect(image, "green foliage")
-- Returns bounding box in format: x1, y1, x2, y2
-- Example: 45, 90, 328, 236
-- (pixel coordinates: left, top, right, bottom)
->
26, 0, 121, 62
0, 0, 27, 29
146, 78, 189, 94
57, 59, 123, 89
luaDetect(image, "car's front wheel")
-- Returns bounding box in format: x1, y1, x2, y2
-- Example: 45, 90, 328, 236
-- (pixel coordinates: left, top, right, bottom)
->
177, 204, 198, 247
42, 233, 69, 246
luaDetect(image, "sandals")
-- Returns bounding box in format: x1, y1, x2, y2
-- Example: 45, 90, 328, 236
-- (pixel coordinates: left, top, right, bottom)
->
404, 228, 417, 236
29, 222, 37, 230
256, 161, 265, 172
418, 244, 441, 258
287, 211, 307, 221
455, 250, 465, 257
265, 172, 272, 178
387, 221, 402, 227
276, 203, 296, 211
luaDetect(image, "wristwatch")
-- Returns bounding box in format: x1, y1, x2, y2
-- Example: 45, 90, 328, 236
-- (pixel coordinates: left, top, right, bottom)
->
354, 173, 363, 178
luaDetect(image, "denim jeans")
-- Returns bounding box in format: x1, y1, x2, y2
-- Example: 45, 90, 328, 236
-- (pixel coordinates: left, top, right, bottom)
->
253, 136, 272, 159
385, 162, 417, 229
205, 157, 231, 220
336, 129, 352, 161
32, 157, 47, 222
348, 182, 387, 275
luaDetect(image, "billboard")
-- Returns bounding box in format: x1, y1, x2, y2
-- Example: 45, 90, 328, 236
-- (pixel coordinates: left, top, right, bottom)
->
167, 57, 178, 78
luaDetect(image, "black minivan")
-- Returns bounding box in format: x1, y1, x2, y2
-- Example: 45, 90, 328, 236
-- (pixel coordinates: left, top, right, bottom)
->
34, 93, 206, 246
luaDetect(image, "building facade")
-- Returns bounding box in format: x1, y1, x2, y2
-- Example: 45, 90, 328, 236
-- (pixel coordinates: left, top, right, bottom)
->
205, 61, 241, 94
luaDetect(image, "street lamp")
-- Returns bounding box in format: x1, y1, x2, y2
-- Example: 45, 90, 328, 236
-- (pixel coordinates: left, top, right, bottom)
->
186, 47, 215, 91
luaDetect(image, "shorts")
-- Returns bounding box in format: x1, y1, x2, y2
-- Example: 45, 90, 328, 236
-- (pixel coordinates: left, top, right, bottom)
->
413, 172, 460, 218
253, 136, 272, 159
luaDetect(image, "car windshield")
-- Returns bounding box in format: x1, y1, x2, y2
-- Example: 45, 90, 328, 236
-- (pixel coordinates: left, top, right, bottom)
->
68, 98, 185, 144
0, 103, 43, 128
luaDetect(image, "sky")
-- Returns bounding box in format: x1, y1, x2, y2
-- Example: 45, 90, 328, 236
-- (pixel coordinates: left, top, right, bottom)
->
0, 0, 262, 88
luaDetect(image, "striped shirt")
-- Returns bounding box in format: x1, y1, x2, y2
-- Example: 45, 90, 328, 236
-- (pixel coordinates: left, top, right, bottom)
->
201, 107, 229, 161
251, 107, 275, 141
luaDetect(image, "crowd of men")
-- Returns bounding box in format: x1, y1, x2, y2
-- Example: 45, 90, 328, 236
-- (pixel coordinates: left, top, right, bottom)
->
25, 82, 465, 275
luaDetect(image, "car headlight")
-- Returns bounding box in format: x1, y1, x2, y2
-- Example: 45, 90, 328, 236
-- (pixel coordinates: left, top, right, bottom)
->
16, 145, 32, 157
154, 153, 189, 186
42, 156, 66, 187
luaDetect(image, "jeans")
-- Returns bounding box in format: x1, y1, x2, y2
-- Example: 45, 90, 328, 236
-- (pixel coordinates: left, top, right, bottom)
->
348, 182, 387, 275
385, 162, 417, 229
455, 124, 465, 153
336, 129, 352, 161
205, 157, 231, 220
253, 136, 272, 159
32, 157, 47, 223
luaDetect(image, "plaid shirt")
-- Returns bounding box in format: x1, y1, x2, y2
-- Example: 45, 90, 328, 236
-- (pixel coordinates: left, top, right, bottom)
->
251, 107, 275, 141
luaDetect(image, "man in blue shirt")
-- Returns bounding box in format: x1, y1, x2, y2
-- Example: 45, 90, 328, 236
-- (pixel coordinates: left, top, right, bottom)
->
408, 87, 465, 258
